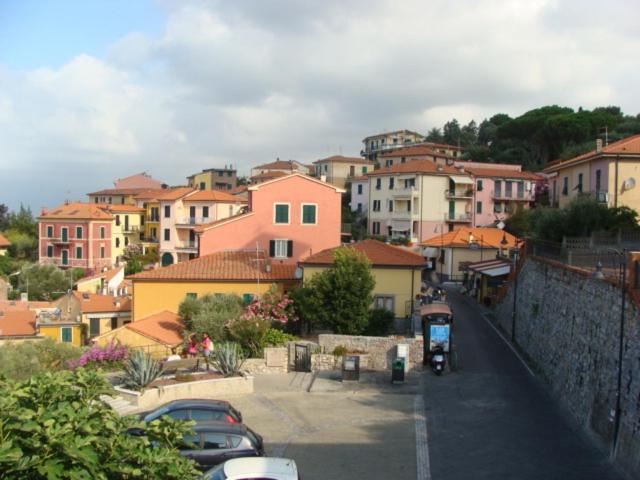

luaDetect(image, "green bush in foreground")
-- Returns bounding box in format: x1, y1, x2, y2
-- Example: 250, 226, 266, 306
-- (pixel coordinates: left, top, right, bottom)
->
0, 338, 82, 380
0, 368, 200, 479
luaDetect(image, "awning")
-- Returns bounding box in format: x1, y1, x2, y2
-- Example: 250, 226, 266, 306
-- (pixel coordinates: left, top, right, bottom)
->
467, 259, 512, 277
449, 175, 473, 185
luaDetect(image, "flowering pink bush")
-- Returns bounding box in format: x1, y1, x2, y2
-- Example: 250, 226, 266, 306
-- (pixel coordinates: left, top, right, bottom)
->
243, 288, 297, 324
68, 341, 129, 369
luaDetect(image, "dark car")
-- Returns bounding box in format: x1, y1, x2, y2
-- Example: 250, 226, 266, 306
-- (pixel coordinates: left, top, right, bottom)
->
140, 399, 242, 424
178, 421, 264, 471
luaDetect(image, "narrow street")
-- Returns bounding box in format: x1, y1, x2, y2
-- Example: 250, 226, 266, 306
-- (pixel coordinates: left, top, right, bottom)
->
422, 289, 627, 480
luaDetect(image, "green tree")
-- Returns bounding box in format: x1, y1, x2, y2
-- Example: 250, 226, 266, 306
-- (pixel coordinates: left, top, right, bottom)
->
18, 264, 76, 300
4, 230, 38, 260
442, 119, 462, 146
0, 203, 9, 231
306, 247, 375, 334
425, 127, 444, 143
8, 204, 38, 237
178, 293, 244, 341
0, 368, 199, 479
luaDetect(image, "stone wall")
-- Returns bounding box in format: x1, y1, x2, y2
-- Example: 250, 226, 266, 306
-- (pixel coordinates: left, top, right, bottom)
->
496, 257, 640, 477
317, 334, 424, 371
241, 347, 289, 375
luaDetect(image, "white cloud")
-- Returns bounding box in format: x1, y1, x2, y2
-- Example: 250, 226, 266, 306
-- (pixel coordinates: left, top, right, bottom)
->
1, 0, 640, 209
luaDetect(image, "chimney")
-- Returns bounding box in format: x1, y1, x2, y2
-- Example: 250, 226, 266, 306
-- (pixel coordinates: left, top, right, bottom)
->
596, 138, 603, 153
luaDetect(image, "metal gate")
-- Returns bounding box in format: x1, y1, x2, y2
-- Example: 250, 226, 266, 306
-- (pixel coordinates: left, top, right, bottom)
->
294, 343, 311, 372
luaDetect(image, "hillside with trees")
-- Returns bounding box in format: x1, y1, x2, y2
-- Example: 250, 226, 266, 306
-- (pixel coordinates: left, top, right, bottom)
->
425, 105, 640, 170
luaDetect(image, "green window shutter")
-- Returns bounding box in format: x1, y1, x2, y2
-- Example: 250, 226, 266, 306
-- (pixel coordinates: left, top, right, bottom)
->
89, 318, 100, 337
275, 204, 289, 223
61, 327, 72, 343
76, 247, 82, 259
243, 294, 253, 306
269, 240, 276, 257
476, 202, 482, 214
47, 246, 53, 257
287, 240, 293, 258
186, 293, 197, 300
302, 205, 316, 224
47, 226, 53, 237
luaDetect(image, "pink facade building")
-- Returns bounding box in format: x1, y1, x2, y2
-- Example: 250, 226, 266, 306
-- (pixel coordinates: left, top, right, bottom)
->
197, 174, 344, 264
38, 203, 114, 273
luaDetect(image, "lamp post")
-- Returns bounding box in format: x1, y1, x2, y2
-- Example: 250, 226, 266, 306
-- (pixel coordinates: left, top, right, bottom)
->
592, 249, 626, 460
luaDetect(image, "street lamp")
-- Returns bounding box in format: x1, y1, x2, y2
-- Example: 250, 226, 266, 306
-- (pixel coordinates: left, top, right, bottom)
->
592, 249, 627, 460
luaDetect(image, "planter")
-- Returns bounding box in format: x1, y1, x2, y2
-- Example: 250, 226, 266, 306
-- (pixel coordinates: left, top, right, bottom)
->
115, 375, 254, 410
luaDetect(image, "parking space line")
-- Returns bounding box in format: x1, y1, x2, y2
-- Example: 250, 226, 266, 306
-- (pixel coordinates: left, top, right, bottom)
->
414, 395, 432, 480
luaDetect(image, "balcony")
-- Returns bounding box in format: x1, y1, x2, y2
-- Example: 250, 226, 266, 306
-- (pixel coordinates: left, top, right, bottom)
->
445, 189, 473, 199
140, 236, 158, 243
392, 187, 418, 198
40, 257, 89, 268
444, 212, 472, 223
175, 217, 210, 227
579, 191, 609, 203
175, 241, 198, 253
122, 225, 140, 234
491, 190, 530, 201
392, 210, 419, 221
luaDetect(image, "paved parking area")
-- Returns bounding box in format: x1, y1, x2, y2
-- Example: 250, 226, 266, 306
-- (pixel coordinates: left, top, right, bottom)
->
225, 373, 419, 480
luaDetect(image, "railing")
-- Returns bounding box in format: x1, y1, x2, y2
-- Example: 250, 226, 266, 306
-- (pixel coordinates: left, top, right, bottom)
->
140, 236, 159, 243
175, 241, 198, 251
444, 212, 472, 222
491, 190, 529, 201
39, 257, 90, 268
122, 225, 140, 233
392, 187, 418, 197
48, 237, 71, 244
392, 210, 418, 220
176, 217, 210, 226
445, 189, 473, 199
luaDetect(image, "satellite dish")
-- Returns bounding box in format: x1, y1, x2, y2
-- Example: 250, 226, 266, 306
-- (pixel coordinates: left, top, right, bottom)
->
623, 178, 636, 191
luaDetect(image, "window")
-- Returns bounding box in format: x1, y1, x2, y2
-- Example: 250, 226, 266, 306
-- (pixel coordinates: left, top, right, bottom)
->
404, 178, 415, 188
270, 239, 292, 258
401, 157, 406, 164
140, 215, 144, 226
164, 229, 170, 241
577, 173, 583, 193
202, 433, 228, 450
357, 184, 363, 195
199, 182, 206, 190
476, 201, 483, 214
76, 246, 82, 259
115, 237, 120, 248
47, 225, 53, 237
477, 180, 483, 191
168, 410, 189, 420
151, 207, 159, 222
186, 293, 197, 300
505, 181, 513, 198
191, 409, 226, 422
302, 204, 317, 224
388, 200, 393, 212
164, 205, 171, 218
374, 295, 395, 313
372, 200, 381, 212
61, 327, 72, 343
89, 318, 100, 337
110, 318, 118, 330
389, 177, 394, 189
495, 180, 502, 197
76, 226, 82, 239
494, 203, 503, 213
562, 177, 569, 195
100, 226, 105, 239
115, 215, 120, 226
61, 227, 68, 242
274, 204, 289, 224
124, 237, 129, 246
203, 206, 209, 219
517, 182, 525, 198
375, 178, 381, 190
100, 246, 105, 258
385, 159, 393, 167
362, 166, 368, 174
372, 221, 380, 235
47, 245, 53, 257
357, 203, 362, 213
595, 169, 602, 191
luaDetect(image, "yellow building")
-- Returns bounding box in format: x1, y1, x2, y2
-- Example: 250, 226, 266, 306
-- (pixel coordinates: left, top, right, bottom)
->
129, 250, 298, 320
38, 323, 84, 347
299, 239, 426, 319
187, 167, 237, 191
75, 266, 125, 295
98, 204, 146, 263
543, 134, 640, 210
94, 310, 184, 359
313, 155, 374, 189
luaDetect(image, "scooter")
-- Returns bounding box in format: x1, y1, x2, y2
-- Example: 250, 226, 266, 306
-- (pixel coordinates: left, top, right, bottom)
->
430, 345, 446, 375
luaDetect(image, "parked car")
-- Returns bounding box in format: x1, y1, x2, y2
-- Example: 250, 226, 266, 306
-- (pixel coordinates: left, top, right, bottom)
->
203, 457, 300, 480
179, 421, 264, 471
140, 399, 242, 423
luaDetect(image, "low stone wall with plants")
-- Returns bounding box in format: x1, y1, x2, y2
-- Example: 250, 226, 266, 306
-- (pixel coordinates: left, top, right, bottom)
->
241, 347, 289, 375
115, 375, 254, 410
317, 334, 423, 371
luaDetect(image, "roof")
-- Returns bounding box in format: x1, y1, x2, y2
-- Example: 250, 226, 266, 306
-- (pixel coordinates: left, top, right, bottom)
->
229, 186, 248, 195
466, 258, 513, 277
0, 233, 10, 248
367, 160, 461, 176
72, 291, 131, 313
464, 167, 542, 181
362, 129, 424, 141
420, 303, 452, 316
39, 202, 113, 220
132, 189, 169, 201
194, 211, 253, 233
250, 171, 288, 182
247, 173, 345, 193
187, 167, 237, 179
313, 155, 372, 165
422, 227, 518, 249
301, 240, 426, 268
351, 175, 368, 182
184, 190, 247, 203
254, 160, 304, 170
129, 250, 297, 282
544, 134, 640, 173
98, 204, 146, 213
126, 311, 184, 346
379, 145, 458, 159
75, 266, 124, 286
0, 300, 56, 311
156, 187, 197, 201
114, 172, 164, 190
87, 187, 155, 196
0, 310, 37, 337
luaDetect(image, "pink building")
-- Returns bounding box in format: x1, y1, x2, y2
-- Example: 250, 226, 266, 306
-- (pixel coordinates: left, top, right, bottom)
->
114, 172, 164, 190
38, 203, 114, 273
196, 173, 344, 264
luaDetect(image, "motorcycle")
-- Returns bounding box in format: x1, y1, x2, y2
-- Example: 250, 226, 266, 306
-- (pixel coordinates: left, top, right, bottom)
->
430, 345, 446, 375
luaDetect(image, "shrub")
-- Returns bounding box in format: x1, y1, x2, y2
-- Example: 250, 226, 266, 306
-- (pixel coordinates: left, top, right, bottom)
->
178, 293, 244, 341
0, 338, 82, 380
211, 342, 245, 377
68, 341, 129, 370
263, 328, 296, 347
174, 373, 196, 382
365, 308, 395, 336
121, 350, 164, 391
227, 316, 270, 358
332, 345, 348, 357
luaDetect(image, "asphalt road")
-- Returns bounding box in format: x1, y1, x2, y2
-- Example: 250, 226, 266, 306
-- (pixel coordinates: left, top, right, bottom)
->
422, 289, 627, 480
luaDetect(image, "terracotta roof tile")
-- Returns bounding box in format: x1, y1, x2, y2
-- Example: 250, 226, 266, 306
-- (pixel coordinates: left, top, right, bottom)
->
126, 311, 184, 346
39, 202, 114, 220
75, 266, 124, 286
72, 292, 131, 313
0, 300, 56, 311
87, 187, 156, 196
544, 133, 640, 172
156, 187, 197, 201
422, 227, 518, 249
184, 190, 247, 203
250, 171, 288, 182
0, 233, 10, 248
368, 160, 461, 176
463, 167, 543, 181
132, 189, 169, 201
98, 204, 146, 213
247, 173, 345, 193
301, 240, 427, 267
254, 160, 304, 170
313, 155, 372, 165
0, 310, 37, 337
129, 250, 297, 281
114, 173, 164, 190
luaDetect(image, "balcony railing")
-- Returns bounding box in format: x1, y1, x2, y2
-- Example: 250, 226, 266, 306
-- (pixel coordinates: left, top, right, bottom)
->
122, 225, 140, 233
491, 190, 529, 201
176, 217, 210, 226
47, 237, 71, 244
392, 210, 419, 220
40, 257, 91, 268
444, 212, 472, 222
445, 189, 473, 199
392, 187, 418, 197
140, 236, 159, 243
175, 241, 198, 252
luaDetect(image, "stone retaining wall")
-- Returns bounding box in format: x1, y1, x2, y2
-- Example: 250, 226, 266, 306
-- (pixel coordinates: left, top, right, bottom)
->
496, 257, 640, 477
317, 334, 423, 371
241, 347, 289, 375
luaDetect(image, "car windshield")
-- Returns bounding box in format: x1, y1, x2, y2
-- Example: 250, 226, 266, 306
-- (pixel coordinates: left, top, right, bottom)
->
202, 464, 227, 480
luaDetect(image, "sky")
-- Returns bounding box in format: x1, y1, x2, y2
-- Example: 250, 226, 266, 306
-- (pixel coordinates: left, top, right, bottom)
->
1, 0, 639, 211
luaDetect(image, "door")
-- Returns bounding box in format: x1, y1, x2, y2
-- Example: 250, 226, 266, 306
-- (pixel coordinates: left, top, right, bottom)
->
61, 250, 69, 266
189, 206, 196, 223
61, 228, 68, 242
294, 344, 311, 372
448, 201, 455, 220
189, 229, 196, 247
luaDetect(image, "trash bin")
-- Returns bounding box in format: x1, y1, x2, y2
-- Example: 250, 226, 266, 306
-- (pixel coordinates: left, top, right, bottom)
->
391, 357, 405, 383
342, 355, 360, 381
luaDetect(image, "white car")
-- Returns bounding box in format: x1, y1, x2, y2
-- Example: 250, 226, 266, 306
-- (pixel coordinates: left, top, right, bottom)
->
203, 457, 300, 480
